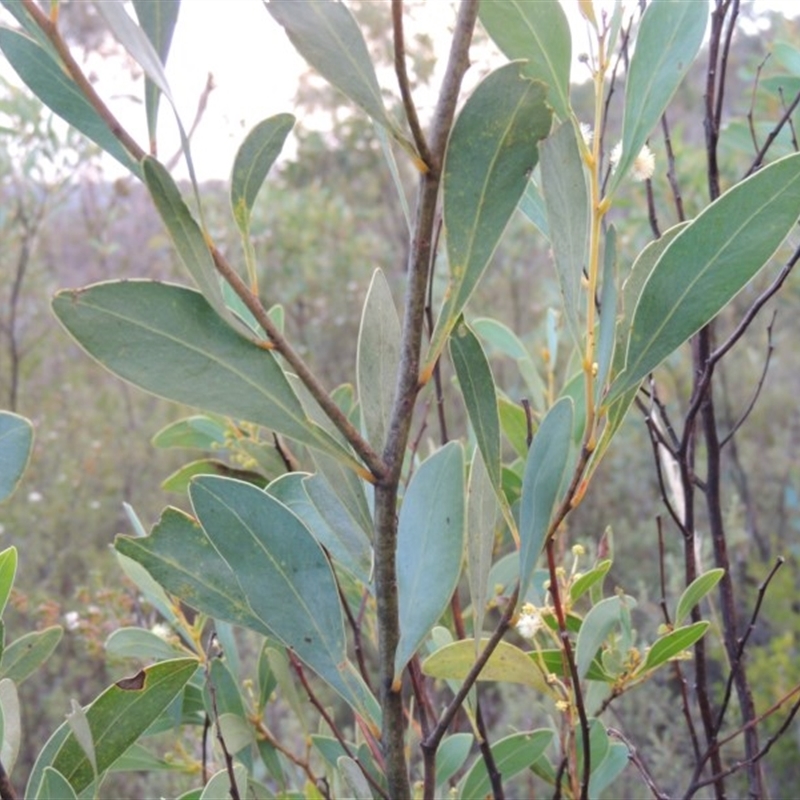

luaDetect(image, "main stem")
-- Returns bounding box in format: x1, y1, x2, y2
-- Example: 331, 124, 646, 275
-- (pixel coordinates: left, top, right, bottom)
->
374, 4, 478, 797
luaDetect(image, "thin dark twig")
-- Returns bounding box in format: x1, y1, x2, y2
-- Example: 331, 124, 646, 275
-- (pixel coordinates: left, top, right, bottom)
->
713, 558, 785, 736
711, 245, 800, 366
547, 539, 590, 800
657, 517, 670, 625
425, 219, 450, 445
746, 55, 770, 154
422, 587, 519, 754
205, 634, 241, 800
21, 0, 146, 161
521, 398, 534, 448
661, 113, 686, 222
0, 759, 17, 800
645, 173, 660, 238
686, 685, 800, 797
165, 72, 216, 168
778, 86, 800, 150
201, 713, 211, 784
640, 403, 687, 535
714, 0, 740, 135
658, 517, 702, 762
607, 728, 669, 800
719, 312, 775, 448
553, 755, 568, 800
335, 571, 373, 692
391, 0, 434, 171
746, 87, 800, 176
288, 652, 389, 800
451, 588, 504, 800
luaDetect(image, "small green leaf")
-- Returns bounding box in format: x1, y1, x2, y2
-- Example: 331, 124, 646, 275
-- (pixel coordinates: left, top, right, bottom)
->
357, 269, 401, 451
459, 730, 554, 800
105, 628, 187, 662
436, 733, 474, 789
675, 568, 724, 625
428, 63, 552, 367
612, 153, 800, 400
639, 621, 710, 674
422, 639, 548, 692
395, 443, 466, 677
519, 397, 573, 596
0, 413, 33, 503
575, 595, 637, 679
0, 627, 62, 684
539, 120, 589, 348
534, 649, 613, 684
451, 319, 501, 490
26, 658, 197, 797
161, 459, 266, 494
609, 0, 707, 194
151, 415, 228, 450
570, 560, 612, 604
231, 114, 295, 236
52, 281, 351, 465
0, 548, 17, 618
479, 0, 572, 120
498, 397, 530, 459
0, 29, 140, 175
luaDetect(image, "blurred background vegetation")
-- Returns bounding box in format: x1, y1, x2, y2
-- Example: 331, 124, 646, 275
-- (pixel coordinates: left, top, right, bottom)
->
1, 2, 800, 795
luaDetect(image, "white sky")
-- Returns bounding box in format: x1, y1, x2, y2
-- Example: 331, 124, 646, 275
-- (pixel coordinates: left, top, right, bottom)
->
2, 0, 799, 181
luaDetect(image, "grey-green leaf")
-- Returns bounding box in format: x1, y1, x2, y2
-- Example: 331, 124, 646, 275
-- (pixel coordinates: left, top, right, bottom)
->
132, 0, 181, 146
51, 280, 348, 462
519, 398, 573, 596
266, 0, 390, 129
116, 507, 270, 635
450, 319, 501, 491
0, 413, 32, 504
189, 476, 377, 722
609, 0, 707, 194
466, 449, 499, 642
395, 442, 466, 677
575, 595, 637, 680
612, 152, 800, 400
357, 269, 401, 452
142, 158, 239, 330
0, 29, 140, 176
539, 121, 590, 348
429, 63, 552, 366
231, 114, 296, 236
479, 0, 571, 121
